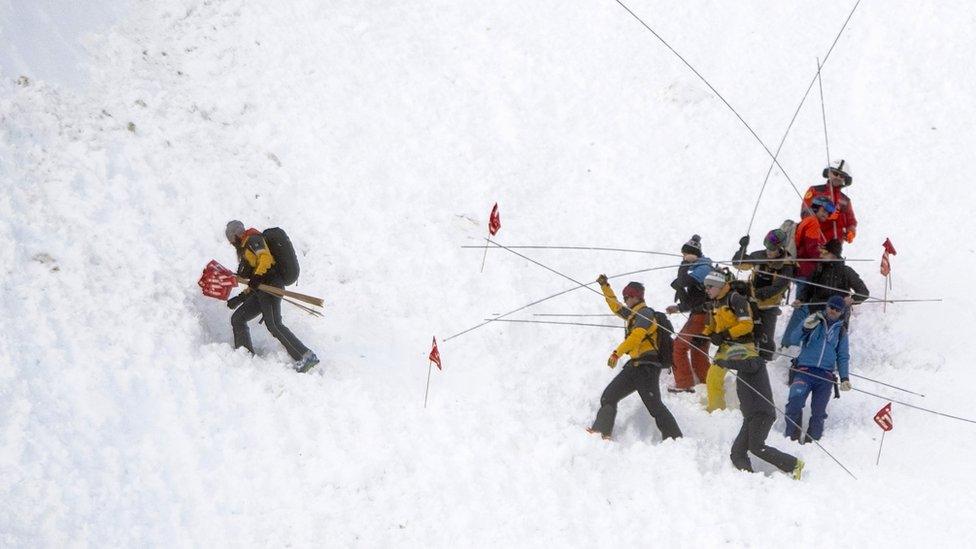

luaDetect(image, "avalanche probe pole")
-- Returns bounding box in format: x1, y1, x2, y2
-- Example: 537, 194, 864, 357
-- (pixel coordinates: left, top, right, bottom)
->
876, 430, 886, 466
423, 360, 434, 408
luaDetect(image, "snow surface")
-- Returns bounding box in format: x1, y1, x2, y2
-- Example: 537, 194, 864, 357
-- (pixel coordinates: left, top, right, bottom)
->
2, 0, 976, 546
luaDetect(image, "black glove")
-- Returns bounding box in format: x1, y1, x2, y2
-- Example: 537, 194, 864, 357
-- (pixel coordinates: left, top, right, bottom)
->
596, 274, 609, 286
247, 276, 263, 290
709, 331, 727, 346
227, 293, 247, 310
738, 235, 750, 248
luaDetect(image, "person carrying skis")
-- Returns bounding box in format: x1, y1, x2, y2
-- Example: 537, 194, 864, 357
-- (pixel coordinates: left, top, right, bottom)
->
784, 295, 852, 443
701, 270, 756, 412
801, 159, 858, 243
588, 276, 682, 441
664, 234, 712, 393
731, 229, 795, 360
224, 220, 319, 372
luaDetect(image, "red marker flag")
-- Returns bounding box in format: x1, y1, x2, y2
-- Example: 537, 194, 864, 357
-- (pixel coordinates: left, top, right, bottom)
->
428, 337, 442, 370
874, 402, 893, 431
880, 238, 896, 277
488, 203, 501, 236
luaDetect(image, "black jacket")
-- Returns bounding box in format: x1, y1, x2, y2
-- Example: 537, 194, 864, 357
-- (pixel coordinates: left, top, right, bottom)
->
670, 262, 709, 313
731, 248, 795, 304
799, 260, 869, 311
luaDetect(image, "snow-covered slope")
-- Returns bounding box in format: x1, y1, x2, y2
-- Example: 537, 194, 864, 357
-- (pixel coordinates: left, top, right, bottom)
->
2, 1, 975, 545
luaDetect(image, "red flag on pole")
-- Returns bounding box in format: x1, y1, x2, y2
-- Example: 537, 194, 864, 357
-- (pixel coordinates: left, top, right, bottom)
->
874, 402, 893, 431
428, 337, 442, 370
880, 238, 896, 277
488, 203, 501, 236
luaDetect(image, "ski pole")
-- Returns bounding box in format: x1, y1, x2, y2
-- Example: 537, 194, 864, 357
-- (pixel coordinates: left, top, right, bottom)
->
483, 238, 857, 479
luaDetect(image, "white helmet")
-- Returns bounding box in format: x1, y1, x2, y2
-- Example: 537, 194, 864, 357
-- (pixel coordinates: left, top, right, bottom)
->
822, 159, 853, 186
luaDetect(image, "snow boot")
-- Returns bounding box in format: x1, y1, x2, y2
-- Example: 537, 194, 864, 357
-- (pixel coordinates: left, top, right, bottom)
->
792, 459, 805, 480
295, 350, 320, 373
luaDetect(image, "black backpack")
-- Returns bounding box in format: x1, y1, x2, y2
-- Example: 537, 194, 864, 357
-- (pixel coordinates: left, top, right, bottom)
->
263, 227, 300, 286
729, 279, 761, 322
653, 311, 674, 368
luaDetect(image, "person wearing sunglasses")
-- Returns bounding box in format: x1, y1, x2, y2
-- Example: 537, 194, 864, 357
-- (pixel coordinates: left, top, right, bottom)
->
801, 159, 858, 244
784, 295, 852, 443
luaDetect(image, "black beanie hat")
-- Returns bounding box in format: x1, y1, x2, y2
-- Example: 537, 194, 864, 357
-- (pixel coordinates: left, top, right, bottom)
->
825, 239, 843, 258
681, 234, 703, 257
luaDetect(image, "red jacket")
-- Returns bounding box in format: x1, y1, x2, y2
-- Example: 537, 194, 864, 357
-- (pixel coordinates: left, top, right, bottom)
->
794, 216, 826, 278
801, 184, 857, 242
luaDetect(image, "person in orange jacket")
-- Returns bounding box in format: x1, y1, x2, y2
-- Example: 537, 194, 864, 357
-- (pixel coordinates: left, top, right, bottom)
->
801, 159, 857, 243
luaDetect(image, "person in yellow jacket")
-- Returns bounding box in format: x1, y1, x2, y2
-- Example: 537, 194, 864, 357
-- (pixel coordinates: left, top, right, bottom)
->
586, 276, 682, 441
701, 270, 759, 412
224, 220, 319, 372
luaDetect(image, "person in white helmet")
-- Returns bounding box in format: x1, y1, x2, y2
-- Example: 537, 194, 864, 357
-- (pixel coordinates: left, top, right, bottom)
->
801, 159, 858, 243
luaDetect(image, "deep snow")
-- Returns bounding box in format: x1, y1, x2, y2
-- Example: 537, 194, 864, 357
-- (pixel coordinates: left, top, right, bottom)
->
2, 0, 976, 546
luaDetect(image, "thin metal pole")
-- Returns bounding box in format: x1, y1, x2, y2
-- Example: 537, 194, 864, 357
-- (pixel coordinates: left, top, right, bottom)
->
743, 0, 862, 234
463, 245, 873, 263
611, 0, 803, 197
423, 361, 433, 408
444, 262, 688, 342
462, 244, 681, 258
484, 318, 621, 329
876, 430, 886, 466
817, 57, 831, 166
479, 237, 490, 273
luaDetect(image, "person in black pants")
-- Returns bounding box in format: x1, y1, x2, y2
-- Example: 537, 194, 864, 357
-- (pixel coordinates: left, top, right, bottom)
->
589, 359, 682, 441
588, 276, 682, 441
717, 347, 803, 478
225, 220, 318, 372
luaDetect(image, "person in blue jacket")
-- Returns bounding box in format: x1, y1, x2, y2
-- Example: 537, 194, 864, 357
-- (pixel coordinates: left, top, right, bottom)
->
784, 295, 852, 442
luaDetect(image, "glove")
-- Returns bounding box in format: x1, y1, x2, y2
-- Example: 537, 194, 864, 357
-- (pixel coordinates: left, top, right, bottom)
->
803, 313, 821, 330
738, 235, 750, 248
845, 228, 856, 243
839, 378, 852, 391
607, 351, 620, 369
708, 332, 727, 346
665, 305, 679, 314
226, 293, 247, 310
247, 276, 263, 290
596, 274, 609, 287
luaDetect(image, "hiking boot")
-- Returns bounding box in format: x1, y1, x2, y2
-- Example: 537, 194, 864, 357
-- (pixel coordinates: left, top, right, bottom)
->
295, 351, 320, 373
667, 385, 695, 394
792, 459, 805, 480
